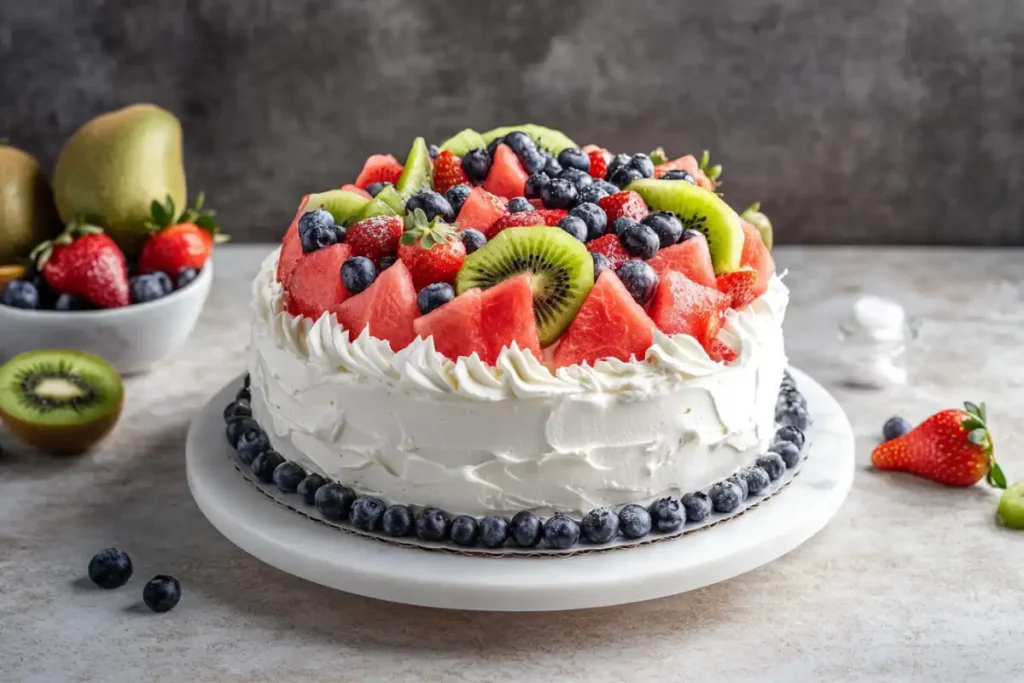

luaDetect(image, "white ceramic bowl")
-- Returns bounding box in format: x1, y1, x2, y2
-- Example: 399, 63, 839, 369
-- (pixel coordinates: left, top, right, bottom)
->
0, 263, 213, 375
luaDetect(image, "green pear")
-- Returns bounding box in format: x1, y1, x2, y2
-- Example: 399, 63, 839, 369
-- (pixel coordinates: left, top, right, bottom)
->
0, 144, 62, 264
53, 104, 186, 256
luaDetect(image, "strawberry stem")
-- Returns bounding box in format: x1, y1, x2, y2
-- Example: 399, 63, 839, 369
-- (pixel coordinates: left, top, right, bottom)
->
962, 401, 1006, 489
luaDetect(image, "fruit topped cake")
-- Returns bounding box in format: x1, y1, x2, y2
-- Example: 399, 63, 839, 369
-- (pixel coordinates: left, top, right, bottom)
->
244, 124, 793, 549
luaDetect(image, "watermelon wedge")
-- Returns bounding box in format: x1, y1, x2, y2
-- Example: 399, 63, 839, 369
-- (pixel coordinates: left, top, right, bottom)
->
653, 153, 714, 190
553, 272, 655, 368
276, 195, 310, 284
716, 269, 759, 309
340, 184, 372, 199
354, 154, 403, 189
740, 223, 775, 300
332, 260, 418, 351
482, 144, 529, 199
455, 187, 507, 234
647, 271, 729, 347
285, 243, 352, 320
413, 288, 486, 362
647, 234, 717, 289
480, 274, 542, 363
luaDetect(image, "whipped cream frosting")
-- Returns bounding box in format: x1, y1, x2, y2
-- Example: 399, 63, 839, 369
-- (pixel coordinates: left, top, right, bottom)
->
248, 248, 789, 516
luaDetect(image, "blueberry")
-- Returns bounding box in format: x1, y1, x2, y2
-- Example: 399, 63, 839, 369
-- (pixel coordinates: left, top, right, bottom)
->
235, 428, 270, 465
150, 271, 173, 295
594, 180, 620, 196
616, 260, 658, 305
2, 280, 39, 309
661, 170, 696, 183
341, 256, 377, 295
520, 148, 548, 175
235, 386, 251, 402
557, 147, 591, 173
618, 504, 652, 539
648, 497, 685, 533
558, 167, 593, 190
243, 373, 251, 388
756, 453, 787, 481
444, 183, 472, 214
770, 441, 802, 469
883, 416, 912, 442
611, 216, 638, 238
627, 153, 655, 178
503, 131, 536, 156
777, 388, 807, 411
251, 449, 285, 483
479, 515, 510, 548
428, 143, 440, 159
507, 196, 532, 213
54, 293, 92, 311
314, 483, 356, 521
543, 514, 580, 550
640, 211, 684, 248
129, 274, 168, 304
460, 229, 487, 254
580, 507, 619, 543
486, 136, 504, 157
778, 405, 810, 431
606, 153, 631, 179
461, 148, 492, 183
365, 181, 390, 197
577, 183, 611, 206
174, 267, 199, 290
557, 215, 588, 242
775, 425, 806, 450
415, 507, 451, 542
405, 191, 455, 223
543, 155, 563, 177
223, 399, 252, 421
681, 491, 712, 522
739, 466, 771, 496
418, 282, 455, 315
88, 548, 133, 589
591, 253, 612, 280
382, 505, 414, 537
225, 417, 258, 447
782, 369, 797, 389
620, 223, 660, 259
709, 481, 743, 513
569, 202, 607, 241
298, 209, 334, 236
350, 496, 386, 531
272, 461, 306, 493
450, 515, 480, 546
524, 172, 550, 200
378, 254, 396, 270
509, 510, 543, 548
540, 178, 578, 210
142, 575, 181, 613
609, 166, 643, 188
297, 473, 327, 505
300, 224, 338, 254
728, 473, 750, 500
679, 228, 703, 243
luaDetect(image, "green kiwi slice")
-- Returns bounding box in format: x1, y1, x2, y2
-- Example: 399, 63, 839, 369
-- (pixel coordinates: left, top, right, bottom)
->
0, 349, 124, 456
997, 482, 1024, 530
395, 137, 432, 198
354, 185, 405, 222
304, 189, 369, 226
480, 124, 578, 156
439, 129, 488, 157
456, 226, 594, 346
628, 178, 745, 274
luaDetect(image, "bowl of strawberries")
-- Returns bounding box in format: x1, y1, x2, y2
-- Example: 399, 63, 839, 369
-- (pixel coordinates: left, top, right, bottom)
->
0, 195, 220, 375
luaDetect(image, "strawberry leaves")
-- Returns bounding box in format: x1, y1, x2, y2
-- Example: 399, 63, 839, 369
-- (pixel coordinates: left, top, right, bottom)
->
961, 401, 1007, 489
698, 150, 723, 184
146, 193, 226, 241
29, 217, 104, 268
400, 209, 458, 251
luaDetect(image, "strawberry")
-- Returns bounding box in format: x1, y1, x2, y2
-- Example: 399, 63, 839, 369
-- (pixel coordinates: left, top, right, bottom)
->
706, 337, 738, 364
354, 154, 403, 189
32, 223, 129, 308
536, 209, 568, 226
345, 215, 404, 263
871, 402, 1006, 488
716, 269, 759, 309
139, 194, 226, 275
486, 210, 543, 239
398, 209, 467, 290
586, 234, 631, 269
587, 149, 608, 180
432, 150, 470, 194
599, 191, 649, 223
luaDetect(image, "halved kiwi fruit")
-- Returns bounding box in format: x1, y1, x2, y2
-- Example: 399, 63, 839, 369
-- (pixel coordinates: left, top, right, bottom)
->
395, 137, 433, 198
480, 124, 578, 156
355, 185, 405, 222
439, 128, 488, 157
456, 226, 594, 346
0, 350, 123, 455
628, 178, 745, 274
303, 189, 369, 226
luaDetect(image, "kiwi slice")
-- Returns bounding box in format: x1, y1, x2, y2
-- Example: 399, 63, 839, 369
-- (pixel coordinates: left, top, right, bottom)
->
456, 226, 594, 346
480, 124, 578, 156
628, 178, 745, 274
395, 137, 433, 198
997, 482, 1024, 530
355, 185, 404, 222
0, 350, 124, 456
439, 129, 488, 157
304, 189, 369, 226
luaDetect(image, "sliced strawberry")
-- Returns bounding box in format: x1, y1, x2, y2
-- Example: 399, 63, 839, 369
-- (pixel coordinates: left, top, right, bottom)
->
599, 191, 648, 223
455, 187, 507, 234
706, 338, 738, 364
432, 149, 471, 194
354, 154, 403, 189
486, 210, 543, 239
647, 271, 729, 347
340, 184, 372, 199
277, 196, 309, 284
536, 209, 568, 226
716, 269, 759, 309
586, 234, 631, 269
284, 243, 352, 320
346, 215, 404, 263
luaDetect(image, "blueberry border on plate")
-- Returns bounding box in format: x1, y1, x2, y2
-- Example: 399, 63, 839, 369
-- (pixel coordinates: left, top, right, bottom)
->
222, 370, 812, 556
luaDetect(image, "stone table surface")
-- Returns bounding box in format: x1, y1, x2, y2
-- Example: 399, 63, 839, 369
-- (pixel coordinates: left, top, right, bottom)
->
2, 245, 1023, 683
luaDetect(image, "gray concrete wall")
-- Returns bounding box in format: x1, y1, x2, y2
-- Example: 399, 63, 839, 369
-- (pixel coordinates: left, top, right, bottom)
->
1, 0, 1021, 245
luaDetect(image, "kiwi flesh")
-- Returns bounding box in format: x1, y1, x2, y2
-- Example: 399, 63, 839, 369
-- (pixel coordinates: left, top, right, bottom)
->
355, 185, 404, 221
439, 129, 488, 157
456, 226, 594, 346
628, 178, 745, 274
303, 189, 369, 226
997, 482, 1024, 530
0, 350, 124, 456
480, 124, 578, 156
395, 137, 433, 198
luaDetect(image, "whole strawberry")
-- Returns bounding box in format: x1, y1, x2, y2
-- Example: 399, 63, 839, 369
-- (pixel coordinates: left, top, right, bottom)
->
871, 402, 1006, 488
398, 209, 466, 291
139, 194, 226, 275
346, 215, 404, 263
31, 223, 130, 308
599, 191, 649, 223
432, 150, 470, 194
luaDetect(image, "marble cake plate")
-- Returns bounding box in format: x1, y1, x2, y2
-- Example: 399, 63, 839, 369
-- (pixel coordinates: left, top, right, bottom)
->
186, 367, 854, 612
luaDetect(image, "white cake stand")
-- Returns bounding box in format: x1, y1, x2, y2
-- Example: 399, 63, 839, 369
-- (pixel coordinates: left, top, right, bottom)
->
186, 368, 854, 612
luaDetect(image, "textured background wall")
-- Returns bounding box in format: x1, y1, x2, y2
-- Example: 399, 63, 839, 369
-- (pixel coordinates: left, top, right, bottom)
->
1, 0, 1021, 245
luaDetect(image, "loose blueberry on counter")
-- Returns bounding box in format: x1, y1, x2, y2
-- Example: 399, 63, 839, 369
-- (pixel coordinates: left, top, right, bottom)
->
648, 497, 685, 533
223, 399, 252, 421
301, 225, 338, 254
540, 178, 578, 210
378, 254, 396, 270
418, 282, 455, 315
558, 167, 593, 190
350, 496, 387, 532
524, 172, 550, 200
479, 515, 510, 548
770, 441, 802, 469
272, 461, 306, 493
661, 169, 696, 183
882, 416, 911, 442
557, 147, 591, 173
739, 466, 771, 496
382, 505, 414, 537
428, 143, 440, 159
298, 209, 334, 236
365, 181, 390, 198
569, 202, 607, 241
620, 223, 660, 259
618, 504, 652, 539
297, 473, 327, 506
605, 153, 631, 179
756, 452, 786, 481
486, 136, 504, 157
341, 256, 377, 295
611, 216, 639, 238
1, 280, 39, 309
415, 507, 451, 542
142, 575, 181, 613
88, 548, 133, 589
609, 165, 643, 188
544, 514, 580, 550
543, 156, 562, 177
641, 212, 684, 248
591, 253, 612, 281
235, 386, 251, 402
557, 215, 588, 242
129, 273, 168, 304
450, 515, 480, 546
581, 507, 619, 544
509, 510, 543, 548
461, 148, 492, 184
405, 191, 455, 223
709, 480, 743, 513
315, 483, 356, 522
235, 427, 270, 465
460, 229, 487, 254
226, 417, 259, 448
727, 473, 750, 500
774, 425, 806, 450
507, 196, 532, 213
251, 449, 285, 483
175, 267, 199, 290
444, 184, 472, 214
54, 292, 93, 311
577, 183, 611, 206
681, 491, 712, 523
503, 131, 535, 157
616, 260, 658, 306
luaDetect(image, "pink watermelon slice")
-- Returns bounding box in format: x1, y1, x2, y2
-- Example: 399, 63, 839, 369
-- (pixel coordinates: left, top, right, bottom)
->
340, 183, 372, 199
332, 260, 419, 351
413, 288, 487, 362
653, 153, 715, 190
647, 271, 729, 348
354, 154, 403, 189
740, 223, 775, 300
480, 274, 542, 363
455, 187, 507, 234
647, 234, 717, 289
482, 144, 529, 199
276, 195, 310, 284
553, 272, 655, 368
285, 242, 352, 320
